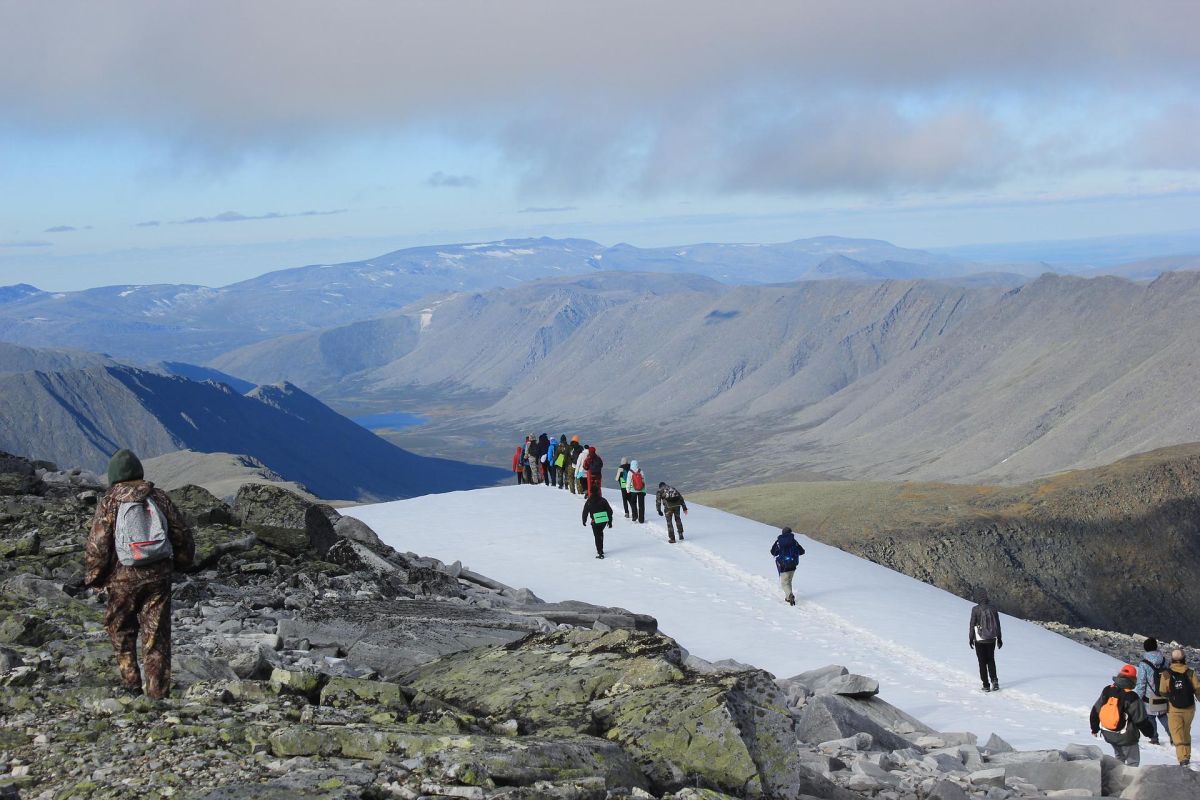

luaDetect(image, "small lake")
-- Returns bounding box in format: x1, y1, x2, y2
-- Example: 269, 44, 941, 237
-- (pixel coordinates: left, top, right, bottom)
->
352, 411, 428, 430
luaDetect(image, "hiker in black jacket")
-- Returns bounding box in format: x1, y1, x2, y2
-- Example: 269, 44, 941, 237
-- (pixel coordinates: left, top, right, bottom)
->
537, 433, 551, 485
582, 493, 615, 559
969, 590, 1003, 692
770, 527, 804, 605
1091, 664, 1156, 766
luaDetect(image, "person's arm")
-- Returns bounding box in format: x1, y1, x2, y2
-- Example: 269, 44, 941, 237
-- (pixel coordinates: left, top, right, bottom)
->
1089, 701, 1100, 736
1191, 669, 1200, 700
1127, 692, 1147, 725
995, 610, 1003, 648
681, 494, 687, 513
1159, 671, 1170, 697
156, 491, 195, 571
604, 499, 614, 528
770, 540, 780, 556
656, 491, 663, 516
83, 495, 117, 588
581, 502, 589, 526
968, 607, 978, 647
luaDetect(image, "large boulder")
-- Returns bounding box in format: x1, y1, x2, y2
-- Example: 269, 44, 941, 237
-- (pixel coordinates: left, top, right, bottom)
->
167, 484, 234, 526
1120, 764, 1200, 799
403, 628, 855, 799
233, 483, 312, 530
1003, 759, 1102, 795
794, 694, 917, 751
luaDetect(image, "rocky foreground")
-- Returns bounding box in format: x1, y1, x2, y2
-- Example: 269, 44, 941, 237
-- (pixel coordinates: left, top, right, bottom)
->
1, 451, 1197, 800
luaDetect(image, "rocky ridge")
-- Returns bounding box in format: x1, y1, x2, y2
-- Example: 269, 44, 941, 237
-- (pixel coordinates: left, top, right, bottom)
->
1, 451, 1196, 800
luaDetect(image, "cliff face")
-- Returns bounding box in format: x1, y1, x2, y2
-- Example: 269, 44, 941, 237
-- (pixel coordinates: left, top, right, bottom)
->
701, 444, 1200, 643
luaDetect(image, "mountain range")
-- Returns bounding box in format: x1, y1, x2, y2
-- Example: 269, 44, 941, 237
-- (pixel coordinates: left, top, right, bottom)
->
1, 235, 1193, 364
0, 346, 504, 500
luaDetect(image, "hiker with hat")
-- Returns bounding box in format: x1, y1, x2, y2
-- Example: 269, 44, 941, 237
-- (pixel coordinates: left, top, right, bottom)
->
616, 458, 632, 518
1158, 648, 1200, 767
655, 481, 688, 543
582, 491, 615, 559
1135, 637, 1171, 746
968, 590, 1003, 692
83, 449, 195, 699
770, 527, 804, 605
1091, 664, 1156, 766
566, 436, 583, 494
625, 459, 646, 523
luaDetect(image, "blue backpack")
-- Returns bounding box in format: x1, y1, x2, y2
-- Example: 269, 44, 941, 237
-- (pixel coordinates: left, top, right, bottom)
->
775, 538, 804, 571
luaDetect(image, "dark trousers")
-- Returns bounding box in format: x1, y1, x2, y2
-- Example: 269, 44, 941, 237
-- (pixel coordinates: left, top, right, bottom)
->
547, 464, 556, 485
516, 470, 524, 485
630, 493, 645, 523
524, 465, 533, 484
591, 524, 607, 555
620, 488, 631, 516
975, 641, 998, 686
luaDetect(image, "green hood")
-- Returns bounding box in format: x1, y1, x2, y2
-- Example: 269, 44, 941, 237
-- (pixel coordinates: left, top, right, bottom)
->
107, 449, 144, 485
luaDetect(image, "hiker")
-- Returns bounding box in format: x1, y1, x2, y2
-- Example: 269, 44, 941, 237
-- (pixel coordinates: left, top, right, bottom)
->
770, 527, 804, 605
1135, 637, 1171, 746
1091, 664, 1156, 766
525, 435, 538, 484
574, 444, 589, 496
582, 491, 615, 559
1159, 648, 1200, 766
968, 590, 1003, 692
555, 435, 569, 488
513, 444, 526, 485
537, 433, 551, 484
585, 446, 604, 498
83, 449, 195, 699
546, 435, 558, 487
624, 460, 647, 522
616, 458, 632, 517
567, 436, 583, 494
655, 482, 688, 542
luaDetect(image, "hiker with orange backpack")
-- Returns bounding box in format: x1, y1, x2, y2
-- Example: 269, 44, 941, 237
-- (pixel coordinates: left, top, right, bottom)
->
1091, 664, 1156, 766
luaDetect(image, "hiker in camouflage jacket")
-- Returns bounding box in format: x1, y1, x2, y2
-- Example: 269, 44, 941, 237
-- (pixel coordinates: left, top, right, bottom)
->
84, 449, 194, 699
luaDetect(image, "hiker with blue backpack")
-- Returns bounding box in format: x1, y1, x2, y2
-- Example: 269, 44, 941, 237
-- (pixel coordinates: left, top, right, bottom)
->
770, 527, 805, 605
83, 449, 195, 699
582, 491, 615, 559
1136, 637, 1170, 746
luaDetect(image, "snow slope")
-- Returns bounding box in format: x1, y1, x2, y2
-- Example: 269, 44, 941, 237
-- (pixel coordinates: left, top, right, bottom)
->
347, 485, 1173, 762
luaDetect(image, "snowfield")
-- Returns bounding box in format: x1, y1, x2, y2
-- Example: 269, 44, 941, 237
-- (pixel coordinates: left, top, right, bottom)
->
347, 485, 1173, 763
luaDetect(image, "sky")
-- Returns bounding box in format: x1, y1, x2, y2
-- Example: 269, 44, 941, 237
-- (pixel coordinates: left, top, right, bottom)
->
1, 1, 1198, 290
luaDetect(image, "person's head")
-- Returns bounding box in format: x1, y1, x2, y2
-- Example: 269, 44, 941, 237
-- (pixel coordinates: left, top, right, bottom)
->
658, 482, 666, 489
621, 457, 630, 466
781, 526, 793, 537
1172, 649, 1186, 663
630, 459, 639, 470
107, 449, 144, 485
1144, 637, 1159, 652
1116, 664, 1137, 687
560, 434, 567, 442
571, 435, 579, 443
977, 589, 990, 604
589, 446, 596, 454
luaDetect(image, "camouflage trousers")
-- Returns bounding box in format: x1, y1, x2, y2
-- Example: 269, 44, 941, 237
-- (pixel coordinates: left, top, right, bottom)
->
103, 570, 173, 698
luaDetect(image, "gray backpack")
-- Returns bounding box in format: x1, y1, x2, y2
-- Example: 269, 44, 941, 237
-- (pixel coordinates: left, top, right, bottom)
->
974, 606, 1000, 642
114, 497, 172, 566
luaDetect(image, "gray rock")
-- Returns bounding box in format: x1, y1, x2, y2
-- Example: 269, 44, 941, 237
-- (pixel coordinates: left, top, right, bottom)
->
304, 503, 341, 557
984, 733, 1016, 754
817, 733, 873, 753
334, 516, 387, 552
1119, 764, 1200, 799
821, 673, 879, 698
233, 483, 311, 529
788, 664, 848, 693
986, 749, 1066, 765
1003, 760, 1101, 795
928, 779, 969, 800
0, 645, 23, 672
794, 694, 916, 752
969, 767, 1007, 787
172, 654, 238, 685
1065, 743, 1104, 760
2, 573, 67, 601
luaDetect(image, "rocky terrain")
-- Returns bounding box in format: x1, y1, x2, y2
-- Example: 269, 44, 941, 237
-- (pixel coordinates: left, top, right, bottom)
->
2, 450, 1198, 800
698, 444, 1200, 644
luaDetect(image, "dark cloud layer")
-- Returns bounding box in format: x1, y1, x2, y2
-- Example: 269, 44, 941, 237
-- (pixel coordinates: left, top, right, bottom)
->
1, 2, 1196, 196
44, 225, 77, 233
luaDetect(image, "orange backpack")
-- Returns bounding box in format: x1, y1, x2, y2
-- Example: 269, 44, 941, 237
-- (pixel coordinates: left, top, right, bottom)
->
1098, 691, 1127, 733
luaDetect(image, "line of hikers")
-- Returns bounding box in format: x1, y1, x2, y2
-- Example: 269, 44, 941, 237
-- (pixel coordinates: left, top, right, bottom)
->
512, 433, 688, 558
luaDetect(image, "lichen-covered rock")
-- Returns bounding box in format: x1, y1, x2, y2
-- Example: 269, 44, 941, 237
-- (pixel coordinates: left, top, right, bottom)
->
319, 676, 408, 710
234, 483, 312, 530
168, 484, 235, 526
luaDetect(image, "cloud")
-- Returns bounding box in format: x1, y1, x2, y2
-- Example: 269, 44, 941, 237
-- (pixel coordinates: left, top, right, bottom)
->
427, 171, 478, 188
175, 209, 346, 224
135, 220, 161, 227
518, 206, 577, 214
43, 225, 77, 233
0, 2, 1196, 197
0, 240, 52, 248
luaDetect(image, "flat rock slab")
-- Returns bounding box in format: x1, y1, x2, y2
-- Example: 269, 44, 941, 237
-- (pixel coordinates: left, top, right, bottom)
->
1120, 764, 1200, 799
794, 694, 917, 752
1004, 760, 1102, 795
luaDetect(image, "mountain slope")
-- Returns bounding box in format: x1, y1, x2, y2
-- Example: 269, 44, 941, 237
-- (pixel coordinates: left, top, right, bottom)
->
753, 271, 1200, 482
0, 363, 504, 500
696, 443, 1200, 643
346, 486, 1166, 759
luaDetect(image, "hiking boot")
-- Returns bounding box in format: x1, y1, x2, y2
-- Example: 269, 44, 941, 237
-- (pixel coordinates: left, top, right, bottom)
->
668, 537, 676, 543
991, 682, 1000, 691
678, 533, 684, 540
786, 595, 796, 606
596, 553, 604, 559
981, 683, 992, 692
